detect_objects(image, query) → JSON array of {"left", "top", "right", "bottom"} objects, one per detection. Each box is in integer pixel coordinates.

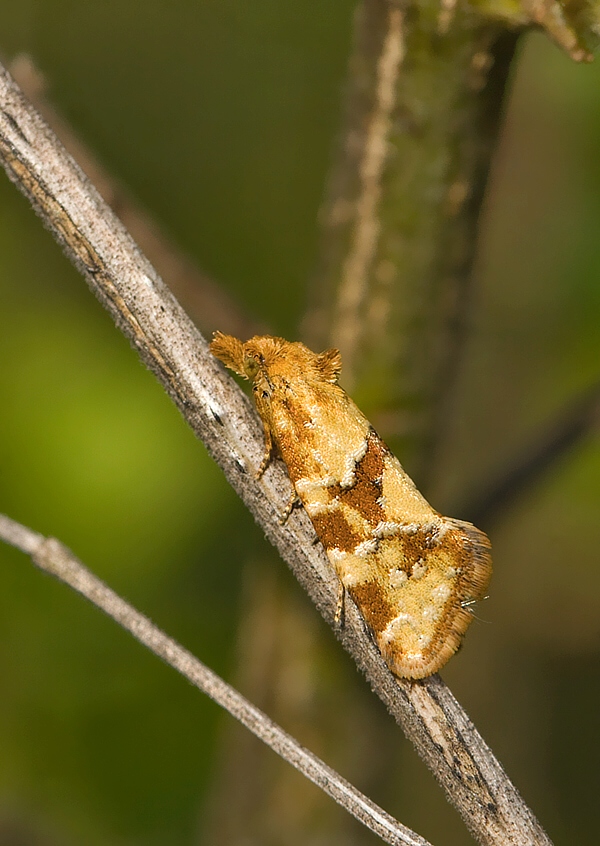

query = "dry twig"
[{"left": 0, "top": 514, "right": 429, "bottom": 846}]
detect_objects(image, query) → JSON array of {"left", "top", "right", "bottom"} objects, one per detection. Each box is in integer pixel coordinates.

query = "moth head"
[
  {"left": 211, "top": 333, "right": 277, "bottom": 402},
  {"left": 211, "top": 333, "right": 343, "bottom": 387}
]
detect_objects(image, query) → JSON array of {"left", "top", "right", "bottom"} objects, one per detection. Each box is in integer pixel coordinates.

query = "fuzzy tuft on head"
[
  {"left": 316, "top": 348, "right": 342, "bottom": 384},
  {"left": 210, "top": 332, "right": 247, "bottom": 377}
]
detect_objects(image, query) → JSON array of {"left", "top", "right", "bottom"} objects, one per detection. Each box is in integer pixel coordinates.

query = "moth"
[{"left": 210, "top": 333, "right": 492, "bottom": 678}]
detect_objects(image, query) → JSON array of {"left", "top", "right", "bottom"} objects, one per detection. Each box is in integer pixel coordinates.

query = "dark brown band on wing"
[
  {"left": 328, "top": 430, "right": 387, "bottom": 526},
  {"left": 350, "top": 579, "right": 394, "bottom": 635},
  {"left": 310, "top": 509, "right": 362, "bottom": 552}
]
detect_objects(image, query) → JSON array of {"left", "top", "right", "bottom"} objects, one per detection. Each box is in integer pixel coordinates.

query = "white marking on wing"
[
  {"left": 411, "top": 559, "right": 428, "bottom": 580},
  {"left": 373, "top": 521, "right": 402, "bottom": 538},
  {"left": 432, "top": 583, "right": 452, "bottom": 603},
  {"left": 295, "top": 476, "right": 337, "bottom": 495},
  {"left": 304, "top": 499, "right": 339, "bottom": 517},
  {"left": 340, "top": 437, "right": 369, "bottom": 488},
  {"left": 389, "top": 568, "right": 408, "bottom": 588},
  {"left": 354, "top": 538, "right": 378, "bottom": 557}
]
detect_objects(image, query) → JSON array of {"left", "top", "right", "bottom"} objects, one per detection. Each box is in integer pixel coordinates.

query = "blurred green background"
[{"left": 1, "top": 3, "right": 599, "bottom": 845}]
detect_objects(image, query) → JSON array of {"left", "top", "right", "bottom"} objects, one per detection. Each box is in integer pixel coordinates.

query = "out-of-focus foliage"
[
  {"left": 472, "top": 0, "right": 600, "bottom": 61},
  {"left": 0, "top": 3, "right": 599, "bottom": 845}
]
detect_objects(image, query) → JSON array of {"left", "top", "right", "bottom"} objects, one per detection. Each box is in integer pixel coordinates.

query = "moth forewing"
[{"left": 210, "top": 333, "right": 493, "bottom": 679}]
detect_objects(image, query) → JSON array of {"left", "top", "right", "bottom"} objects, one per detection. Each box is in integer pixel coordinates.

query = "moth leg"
[
  {"left": 334, "top": 579, "right": 346, "bottom": 628},
  {"left": 279, "top": 490, "right": 301, "bottom": 525},
  {"left": 256, "top": 428, "right": 274, "bottom": 479}
]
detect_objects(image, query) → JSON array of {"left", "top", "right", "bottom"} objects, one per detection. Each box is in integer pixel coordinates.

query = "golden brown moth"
[{"left": 210, "top": 333, "right": 492, "bottom": 679}]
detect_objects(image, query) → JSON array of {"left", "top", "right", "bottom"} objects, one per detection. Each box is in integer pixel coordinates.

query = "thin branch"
[
  {"left": 0, "top": 62, "right": 552, "bottom": 846},
  {"left": 0, "top": 515, "right": 429, "bottom": 846},
  {"left": 460, "top": 378, "right": 600, "bottom": 528}
]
